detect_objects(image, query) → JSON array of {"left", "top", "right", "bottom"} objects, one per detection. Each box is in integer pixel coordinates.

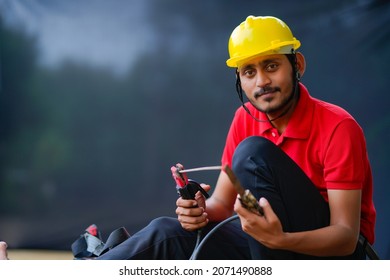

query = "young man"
[
  {"left": 0, "top": 16, "right": 375, "bottom": 260},
  {"left": 174, "top": 15, "right": 375, "bottom": 259}
]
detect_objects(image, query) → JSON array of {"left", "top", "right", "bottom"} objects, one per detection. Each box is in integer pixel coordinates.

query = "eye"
[
  {"left": 266, "top": 63, "right": 279, "bottom": 72},
  {"left": 242, "top": 68, "right": 255, "bottom": 77}
]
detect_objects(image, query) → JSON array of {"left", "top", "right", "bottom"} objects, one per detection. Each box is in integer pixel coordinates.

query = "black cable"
[
  {"left": 192, "top": 229, "right": 202, "bottom": 255},
  {"left": 358, "top": 235, "right": 380, "bottom": 260},
  {"left": 189, "top": 215, "right": 240, "bottom": 260}
]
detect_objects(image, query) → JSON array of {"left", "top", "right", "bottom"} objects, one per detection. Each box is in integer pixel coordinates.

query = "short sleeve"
[{"left": 324, "top": 118, "right": 366, "bottom": 190}]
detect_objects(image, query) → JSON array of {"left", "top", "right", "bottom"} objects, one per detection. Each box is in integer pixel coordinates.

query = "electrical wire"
[{"left": 189, "top": 215, "right": 240, "bottom": 260}]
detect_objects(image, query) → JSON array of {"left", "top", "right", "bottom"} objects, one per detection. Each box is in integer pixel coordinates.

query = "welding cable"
[{"left": 189, "top": 215, "right": 240, "bottom": 260}]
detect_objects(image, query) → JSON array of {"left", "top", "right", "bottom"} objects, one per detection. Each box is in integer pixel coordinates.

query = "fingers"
[
  {"left": 177, "top": 210, "right": 208, "bottom": 231},
  {"left": 200, "top": 184, "right": 211, "bottom": 193},
  {"left": 259, "top": 197, "right": 278, "bottom": 222},
  {"left": 0, "top": 241, "right": 9, "bottom": 260},
  {"left": 176, "top": 196, "right": 209, "bottom": 231},
  {"left": 234, "top": 195, "right": 244, "bottom": 214},
  {"left": 180, "top": 221, "right": 208, "bottom": 232},
  {"left": 176, "top": 196, "right": 198, "bottom": 208},
  {"left": 234, "top": 195, "right": 259, "bottom": 217},
  {"left": 175, "top": 204, "right": 205, "bottom": 217},
  {"left": 234, "top": 195, "right": 273, "bottom": 218},
  {"left": 176, "top": 208, "right": 208, "bottom": 231},
  {"left": 175, "top": 183, "right": 211, "bottom": 231}
]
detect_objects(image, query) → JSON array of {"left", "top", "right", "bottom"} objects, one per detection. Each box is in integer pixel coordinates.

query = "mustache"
[{"left": 254, "top": 86, "right": 281, "bottom": 98}]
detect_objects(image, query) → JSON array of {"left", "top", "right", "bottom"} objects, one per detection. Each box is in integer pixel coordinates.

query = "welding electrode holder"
[{"left": 176, "top": 179, "right": 210, "bottom": 200}]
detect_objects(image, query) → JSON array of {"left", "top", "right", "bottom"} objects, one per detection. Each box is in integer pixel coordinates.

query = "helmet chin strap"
[{"left": 235, "top": 50, "right": 300, "bottom": 123}]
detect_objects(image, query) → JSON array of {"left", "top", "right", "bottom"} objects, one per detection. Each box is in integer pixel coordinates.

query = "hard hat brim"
[{"left": 226, "top": 40, "right": 300, "bottom": 68}]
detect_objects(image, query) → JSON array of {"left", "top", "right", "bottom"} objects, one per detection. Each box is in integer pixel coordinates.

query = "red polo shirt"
[{"left": 221, "top": 83, "right": 376, "bottom": 243}]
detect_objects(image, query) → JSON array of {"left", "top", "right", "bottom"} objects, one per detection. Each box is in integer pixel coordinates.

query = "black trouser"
[
  {"left": 98, "top": 136, "right": 365, "bottom": 259},
  {"left": 97, "top": 216, "right": 251, "bottom": 259}
]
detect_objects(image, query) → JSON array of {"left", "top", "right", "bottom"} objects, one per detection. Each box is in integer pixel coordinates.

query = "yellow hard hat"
[{"left": 226, "top": 16, "right": 301, "bottom": 68}]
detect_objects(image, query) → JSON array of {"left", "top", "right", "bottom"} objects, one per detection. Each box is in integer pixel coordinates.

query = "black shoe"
[{"left": 71, "top": 224, "right": 130, "bottom": 259}]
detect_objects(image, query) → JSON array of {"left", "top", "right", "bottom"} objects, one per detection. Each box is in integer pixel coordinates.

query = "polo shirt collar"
[
  {"left": 283, "top": 83, "right": 314, "bottom": 140},
  {"left": 257, "top": 109, "right": 274, "bottom": 135}
]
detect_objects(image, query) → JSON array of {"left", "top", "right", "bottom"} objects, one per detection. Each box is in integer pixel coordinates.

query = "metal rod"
[{"left": 179, "top": 166, "right": 222, "bottom": 173}]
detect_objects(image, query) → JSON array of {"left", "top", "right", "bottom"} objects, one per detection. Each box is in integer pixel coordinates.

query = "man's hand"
[
  {"left": 0, "top": 241, "right": 9, "bottom": 260},
  {"left": 176, "top": 184, "right": 211, "bottom": 231},
  {"left": 234, "top": 196, "right": 286, "bottom": 249}
]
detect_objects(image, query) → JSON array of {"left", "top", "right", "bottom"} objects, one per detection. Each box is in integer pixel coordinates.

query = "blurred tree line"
[{"left": 0, "top": 1, "right": 241, "bottom": 248}]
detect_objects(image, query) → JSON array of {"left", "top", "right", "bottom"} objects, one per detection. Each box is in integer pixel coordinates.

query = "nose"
[{"left": 255, "top": 71, "right": 271, "bottom": 88}]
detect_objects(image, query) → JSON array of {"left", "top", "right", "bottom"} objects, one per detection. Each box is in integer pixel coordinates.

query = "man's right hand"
[{"left": 175, "top": 184, "right": 211, "bottom": 231}]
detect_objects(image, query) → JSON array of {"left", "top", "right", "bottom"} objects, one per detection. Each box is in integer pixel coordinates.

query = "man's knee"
[
  {"left": 231, "top": 136, "right": 286, "bottom": 197},
  {"left": 147, "top": 216, "right": 183, "bottom": 236},
  {"left": 233, "top": 137, "right": 277, "bottom": 162},
  {"left": 232, "top": 136, "right": 279, "bottom": 173}
]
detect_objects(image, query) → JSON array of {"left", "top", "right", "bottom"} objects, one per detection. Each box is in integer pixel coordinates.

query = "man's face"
[{"left": 237, "top": 54, "right": 295, "bottom": 116}]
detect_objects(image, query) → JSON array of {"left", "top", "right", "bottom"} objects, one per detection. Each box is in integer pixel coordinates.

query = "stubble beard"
[{"left": 251, "top": 87, "right": 294, "bottom": 115}]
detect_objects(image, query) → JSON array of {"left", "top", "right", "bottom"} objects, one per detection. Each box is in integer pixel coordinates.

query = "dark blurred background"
[{"left": 0, "top": 0, "right": 389, "bottom": 258}]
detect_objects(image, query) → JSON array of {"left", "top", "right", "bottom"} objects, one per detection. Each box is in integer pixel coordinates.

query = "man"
[
  {"left": 0, "top": 15, "right": 375, "bottom": 260},
  {"left": 175, "top": 15, "right": 375, "bottom": 259},
  {"left": 100, "top": 15, "right": 375, "bottom": 260}
]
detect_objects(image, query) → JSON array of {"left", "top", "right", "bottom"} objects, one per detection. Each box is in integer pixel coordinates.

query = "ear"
[{"left": 295, "top": 52, "right": 306, "bottom": 78}]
